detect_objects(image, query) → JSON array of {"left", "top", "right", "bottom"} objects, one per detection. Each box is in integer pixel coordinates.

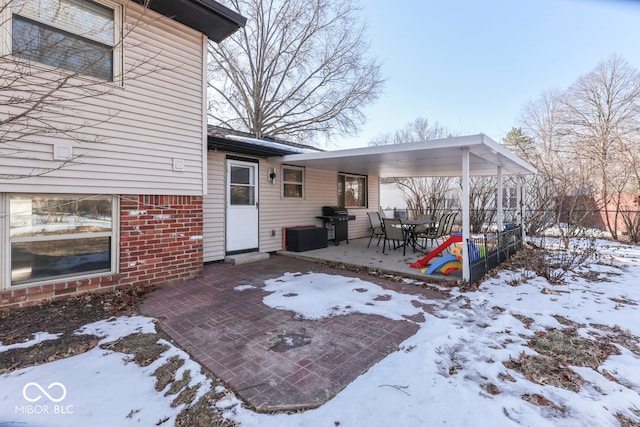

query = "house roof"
[
  {"left": 277, "top": 134, "right": 537, "bottom": 177},
  {"left": 139, "top": 0, "right": 246, "bottom": 42},
  {"left": 207, "top": 126, "right": 322, "bottom": 157}
]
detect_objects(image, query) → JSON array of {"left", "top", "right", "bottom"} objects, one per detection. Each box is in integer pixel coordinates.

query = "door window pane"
[
  {"left": 229, "top": 164, "right": 255, "bottom": 205},
  {"left": 230, "top": 185, "right": 255, "bottom": 205},
  {"left": 230, "top": 166, "right": 252, "bottom": 185}
]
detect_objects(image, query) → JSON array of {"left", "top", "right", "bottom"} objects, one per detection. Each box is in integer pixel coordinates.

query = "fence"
[
  {"left": 382, "top": 205, "right": 640, "bottom": 238},
  {"left": 383, "top": 207, "right": 524, "bottom": 283},
  {"left": 467, "top": 225, "right": 523, "bottom": 283}
]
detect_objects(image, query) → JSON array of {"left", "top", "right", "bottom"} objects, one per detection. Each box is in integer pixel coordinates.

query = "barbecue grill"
[{"left": 316, "top": 206, "right": 356, "bottom": 245}]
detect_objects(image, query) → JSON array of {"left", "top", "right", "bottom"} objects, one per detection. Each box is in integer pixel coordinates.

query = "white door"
[{"left": 226, "top": 159, "right": 259, "bottom": 253}]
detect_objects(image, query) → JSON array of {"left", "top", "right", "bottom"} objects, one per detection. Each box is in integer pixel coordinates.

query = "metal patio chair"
[
  {"left": 367, "top": 211, "right": 385, "bottom": 248},
  {"left": 382, "top": 217, "right": 407, "bottom": 255},
  {"left": 418, "top": 213, "right": 451, "bottom": 249}
]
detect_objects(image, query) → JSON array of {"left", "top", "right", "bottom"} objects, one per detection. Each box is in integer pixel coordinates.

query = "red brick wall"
[
  {"left": 0, "top": 195, "right": 204, "bottom": 309},
  {"left": 599, "top": 194, "right": 639, "bottom": 240}
]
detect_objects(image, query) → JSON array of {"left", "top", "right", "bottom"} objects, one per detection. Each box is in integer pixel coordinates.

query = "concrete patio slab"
[
  {"left": 141, "top": 255, "right": 445, "bottom": 411},
  {"left": 280, "top": 237, "right": 462, "bottom": 282}
]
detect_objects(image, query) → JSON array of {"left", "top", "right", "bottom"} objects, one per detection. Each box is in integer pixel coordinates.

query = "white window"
[
  {"left": 282, "top": 166, "right": 304, "bottom": 198},
  {"left": 8, "top": 0, "right": 119, "bottom": 81},
  {"left": 338, "top": 173, "right": 367, "bottom": 208},
  {"left": 503, "top": 187, "right": 518, "bottom": 209},
  {"left": 5, "top": 194, "right": 117, "bottom": 288}
]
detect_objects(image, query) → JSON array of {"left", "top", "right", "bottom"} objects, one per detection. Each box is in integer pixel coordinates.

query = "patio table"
[{"left": 402, "top": 219, "right": 434, "bottom": 252}]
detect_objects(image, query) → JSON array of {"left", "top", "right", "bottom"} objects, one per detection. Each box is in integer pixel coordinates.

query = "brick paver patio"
[{"left": 142, "top": 255, "right": 445, "bottom": 411}]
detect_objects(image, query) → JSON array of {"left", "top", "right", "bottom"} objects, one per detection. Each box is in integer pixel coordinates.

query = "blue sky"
[{"left": 336, "top": 0, "right": 640, "bottom": 148}]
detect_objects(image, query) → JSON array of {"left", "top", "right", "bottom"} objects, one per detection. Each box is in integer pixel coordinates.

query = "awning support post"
[
  {"left": 518, "top": 175, "right": 526, "bottom": 240},
  {"left": 462, "top": 148, "right": 470, "bottom": 282},
  {"left": 496, "top": 165, "right": 503, "bottom": 232}
]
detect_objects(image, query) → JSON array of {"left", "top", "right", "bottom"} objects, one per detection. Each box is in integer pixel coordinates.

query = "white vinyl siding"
[
  {"left": 202, "top": 153, "right": 381, "bottom": 261},
  {"left": 203, "top": 152, "right": 226, "bottom": 262},
  {"left": 259, "top": 161, "right": 380, "bottom": 254},
  {"left": 259, "top": 163, "right": 335, "bottom": 254},
  {"left": 0, "top": 2, "right": 207, "bottom": 195}
]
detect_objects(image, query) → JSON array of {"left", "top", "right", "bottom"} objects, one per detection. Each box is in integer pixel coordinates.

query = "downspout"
[
  {"left": 201, "top": 34, "right": 208, "bottom": 196},
  {"left": 462, "top": 148, "right": 470, "bottom": 282}
]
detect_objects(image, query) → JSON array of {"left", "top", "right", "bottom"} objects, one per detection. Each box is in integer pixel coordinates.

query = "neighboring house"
[
  {"left": 557, "top": 193, "right": 639, "bottom": 239},
  {"left": 0, "top": 0, "right": 246, "bottom": 308}
]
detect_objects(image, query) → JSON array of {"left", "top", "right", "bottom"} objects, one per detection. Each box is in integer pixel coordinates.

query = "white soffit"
[{"left": 277, "top": 134, "right": 537, "bottom": 177}]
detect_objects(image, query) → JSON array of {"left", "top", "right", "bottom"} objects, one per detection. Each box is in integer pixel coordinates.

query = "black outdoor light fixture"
[{"left": 269, "top": 168, "right": 277, "bottom": 183}]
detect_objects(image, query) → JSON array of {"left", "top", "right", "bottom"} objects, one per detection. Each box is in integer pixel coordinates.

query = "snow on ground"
[
  {"left": 260, "top": 272, "right": 424, "bottom": 321},
  {"left": 228, "top": 241, "right": 640, "bottom": 427},
  {"left": 1, "top": 240, "right": 640, "bottom": 426},
  {"left": 0, "top": 317, "right": 220, "bottom": 427},
  {"left": 0, "top": 332, "right": 61, "bottom": 352}
]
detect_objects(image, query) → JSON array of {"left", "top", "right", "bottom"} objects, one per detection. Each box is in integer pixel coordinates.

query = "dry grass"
[
  {"left": 521, "top": 393, "right": 566, "bottom": 414},
  {"left": 105, "top": 333, "right": 238, "bottom": 426},
  {"left": 616, "top": 412, "right": 640, "bottom": 427},
  {"left": 529, "top": 328, "right": 618, "bottom": 369},
  {"left": 504, "top": 327, "right": 619, "bottom": 392},
  {"left": 512, "top": 314, "right": 534, "bottom": 328}
]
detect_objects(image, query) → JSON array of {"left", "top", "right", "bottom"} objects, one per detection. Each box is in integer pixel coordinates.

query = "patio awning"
[
  {"left": 276, "top": 133, "right": 536, "bottom": 283},
  {"left": 276, "top": 134, "right": 536, "bottom": 177}
]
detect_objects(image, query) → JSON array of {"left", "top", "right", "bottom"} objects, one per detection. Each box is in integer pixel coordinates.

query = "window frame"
[
  {"left": 1, "top": 0, "right": 123, "bottom": 83},
  {"left": 338, "top": 172, "right": 368, "bottom": 208},
  {"left": 503, "top": 187, "right": 518, "bottom": 210},
  {"left": 2, "top": 193, "right": 119, "bottom": 290},
  {"left": 281, "top": 165, "right": 305, "bottom": 199}
]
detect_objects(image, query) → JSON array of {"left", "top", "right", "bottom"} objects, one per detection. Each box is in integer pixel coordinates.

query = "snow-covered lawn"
[{"left": 2, "top": 240, "right": 640, "bottom": 426}]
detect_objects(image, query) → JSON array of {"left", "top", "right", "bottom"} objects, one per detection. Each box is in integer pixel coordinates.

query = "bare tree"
[
  {"left": 514, "top": 56, "right": 640, "bottom": 243},
  {"left": 618, "top": 134, "right": 640, "bottom": 242},
  {"left": 390, "top": 175, "right": 455, "bottom": 219},
  {"left": 560, "top": 54, "right": 640, "bottom": 239},
  {"left": 514, "top": 90, "right": 600, "bottom": 244},
  {"left": 369, "top": 117, "right": 456, "bottom": 219},
  {"left": 466, "top": 176, "right": 496, "bottom": 233},
  {"left": 208, "top": 0, "right": 383, "bottom": 142},
  {"left": 617, "top": 195, "right": 640, "bottom": 243},
  {"left": 369, "top": 117, "right": 449, "bottom": 147},
  {"left": 1, "top": 0, "right": 159, "bottom": 179},
  {"left": 504, "top": 120, "right": 565, "bottom": 236}
]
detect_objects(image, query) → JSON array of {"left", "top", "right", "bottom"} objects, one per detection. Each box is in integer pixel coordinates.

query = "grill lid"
[{"left": 322, "top": 206, "right": 348, "bottom": 216}]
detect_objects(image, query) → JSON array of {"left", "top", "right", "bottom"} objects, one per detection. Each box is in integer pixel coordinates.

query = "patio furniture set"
[{"left": 367, "top": 211, "right": 458, "bottom": 256}]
